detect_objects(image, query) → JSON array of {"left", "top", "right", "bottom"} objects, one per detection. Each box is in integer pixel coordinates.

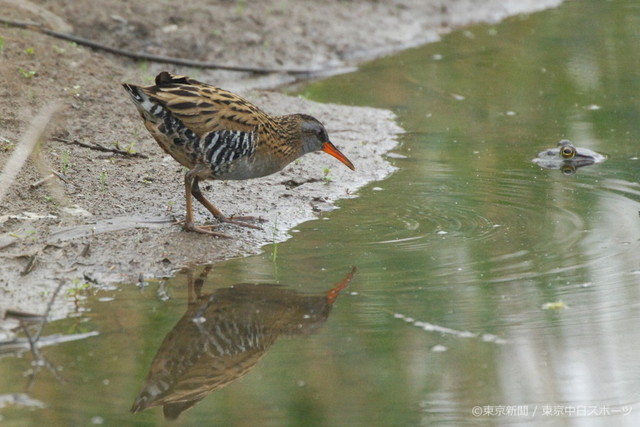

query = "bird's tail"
[
  {"left": 122, "top": 83, "right": 148, "bottom": 107},
  {"left": 122, "top": 83, "right": 164, "bottom": 123}
]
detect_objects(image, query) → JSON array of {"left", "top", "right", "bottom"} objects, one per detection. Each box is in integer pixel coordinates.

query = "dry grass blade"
[{"left": 0, "top": 102, "right": 60, "bottom": 205}]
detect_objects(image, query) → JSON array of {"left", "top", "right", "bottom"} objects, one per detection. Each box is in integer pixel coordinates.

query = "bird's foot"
[
  {"left": 220, "top": 215, "right": 267, "bottom": 230},
  {"left": 182, "top": 221, "right": 232, "bottom": 238}
]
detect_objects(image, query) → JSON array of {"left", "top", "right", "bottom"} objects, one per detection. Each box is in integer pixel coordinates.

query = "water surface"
[{"left": 3, "top": 0, "right": 640, "bottom": 425}]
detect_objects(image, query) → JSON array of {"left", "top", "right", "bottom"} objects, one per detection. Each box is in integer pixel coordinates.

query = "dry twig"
[
  {"left": 29, "top": 173, "right": 55, "bottom": 189},
  {"left": 52, "top": 136, "right": 149, "bottom": 158}
]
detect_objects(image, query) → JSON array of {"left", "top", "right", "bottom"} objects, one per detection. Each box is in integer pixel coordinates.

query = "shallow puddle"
[{"left": 3, "top": 0, "right": 640, "bottom": 425}]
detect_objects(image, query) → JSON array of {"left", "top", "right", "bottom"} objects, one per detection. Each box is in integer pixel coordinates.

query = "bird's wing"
[{"left": 141, "top": 72, "right": 268, "bottom": 137}]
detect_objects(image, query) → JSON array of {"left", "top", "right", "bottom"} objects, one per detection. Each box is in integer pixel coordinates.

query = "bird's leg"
[
  {"left": 191, "top": 178, "right": 265, "bottom": 229},
  {"left": 186, "top": 265, "right": 213, "bottom": 303},
  {"left": 183, "top": 172, "right": 231, "bottom": 238}
]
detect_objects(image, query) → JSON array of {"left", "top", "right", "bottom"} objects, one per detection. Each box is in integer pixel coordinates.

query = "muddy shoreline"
[{"left": 0, "top": 0, "right": 563, "bottom": 334}]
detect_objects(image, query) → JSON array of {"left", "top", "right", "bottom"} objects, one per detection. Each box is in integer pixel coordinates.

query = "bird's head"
[{"left": 297, "top": 115, "right": 355, "bottom": 171}]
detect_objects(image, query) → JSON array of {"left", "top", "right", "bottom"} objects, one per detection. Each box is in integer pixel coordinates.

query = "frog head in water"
[{"left": 532, "top": 139, "right": 606, "bottom": 174}]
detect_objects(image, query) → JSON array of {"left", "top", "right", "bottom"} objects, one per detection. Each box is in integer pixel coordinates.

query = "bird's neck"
[
  {"left": 270, "top": 114, "right": 300, "bottom": 135},
  {"left": 265, "top": 115, "right": 304, "bottom": 160}
]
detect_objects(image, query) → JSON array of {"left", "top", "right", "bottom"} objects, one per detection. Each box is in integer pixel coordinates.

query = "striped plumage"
[{"left": 122, "top": 71, "right": 355, "bottom": 237}]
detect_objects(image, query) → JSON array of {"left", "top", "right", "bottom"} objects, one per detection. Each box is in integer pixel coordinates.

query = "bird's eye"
[{"left": 561, "top": 146, "right": 575, "bottom": 159}]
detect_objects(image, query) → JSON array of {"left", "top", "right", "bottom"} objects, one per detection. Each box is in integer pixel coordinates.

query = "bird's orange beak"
[{"left": 322, "top": 141, "right": 355, "bottom": 171}]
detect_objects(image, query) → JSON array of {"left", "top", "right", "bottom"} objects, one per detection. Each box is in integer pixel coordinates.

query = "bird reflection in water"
[{"left": 131, "top": 266, "right": 356, "bottom": 420}]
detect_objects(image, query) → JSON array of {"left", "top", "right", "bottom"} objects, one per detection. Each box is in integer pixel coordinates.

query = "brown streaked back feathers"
[{"left": 141, "top": 71, "right": 270, "bottom": 137}]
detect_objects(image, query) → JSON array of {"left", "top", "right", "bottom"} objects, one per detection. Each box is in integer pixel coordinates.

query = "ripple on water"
[
  {"left": 372, "top": 170, "right": 586, "bottom": 246},
  {"left": 367, "top": 169, "right": 640, "bottom": 286}
]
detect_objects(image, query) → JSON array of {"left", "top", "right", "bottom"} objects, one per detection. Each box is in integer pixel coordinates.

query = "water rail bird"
[{"left": 123, "top": 71, "right": 355, "bottom": 237}]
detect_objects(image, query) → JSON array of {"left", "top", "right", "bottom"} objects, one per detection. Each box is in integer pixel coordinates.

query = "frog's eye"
[{"left": 560, "top": 145, "right": 575, "bottom": 159}]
